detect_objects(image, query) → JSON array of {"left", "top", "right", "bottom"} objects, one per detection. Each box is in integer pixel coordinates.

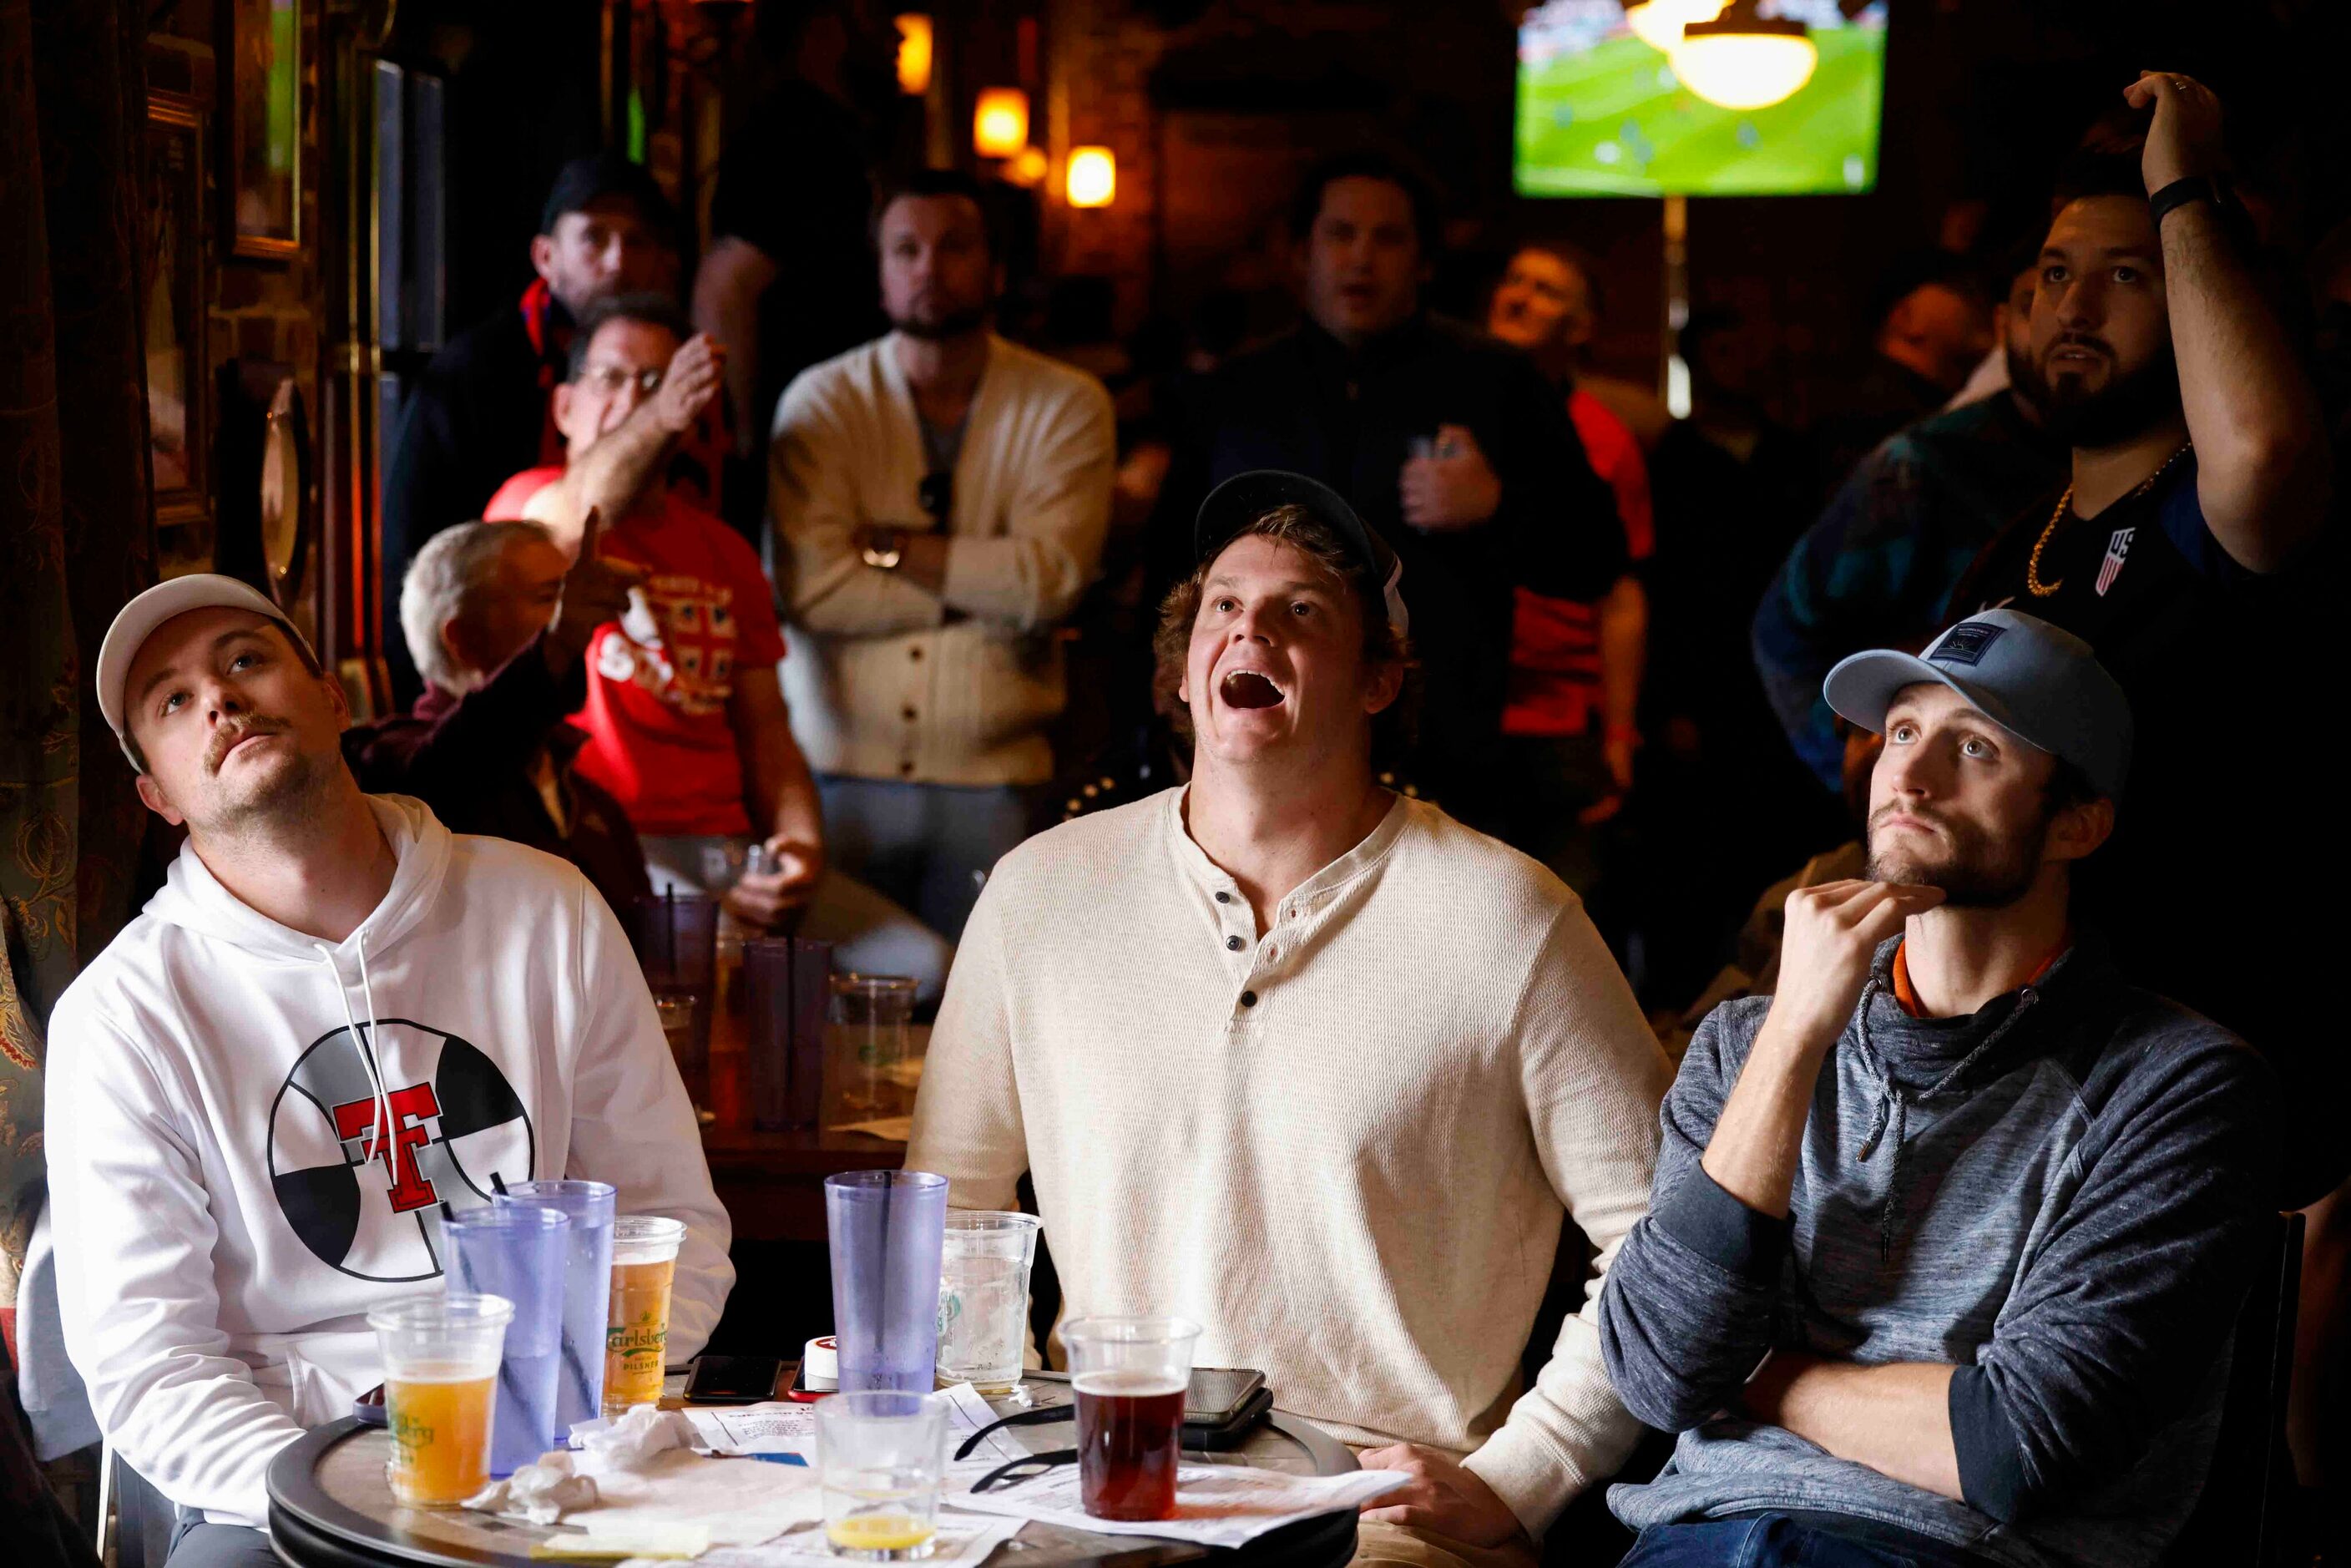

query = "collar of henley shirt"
[{"left": 1161, "top": 785, "right": 1410, "bottom": 935}]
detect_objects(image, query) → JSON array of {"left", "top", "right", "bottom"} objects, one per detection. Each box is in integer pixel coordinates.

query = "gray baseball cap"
[{"left": 1823, "top": 609, "right": 2131, "bottom": 799}]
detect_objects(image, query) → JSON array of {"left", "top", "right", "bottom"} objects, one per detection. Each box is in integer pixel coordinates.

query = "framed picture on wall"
[
  {"left": 144, "top": 92, "right": 211, "bottom": 529},
  {"left": 228, "top": 0, "right": 302, "bottom": 258}
]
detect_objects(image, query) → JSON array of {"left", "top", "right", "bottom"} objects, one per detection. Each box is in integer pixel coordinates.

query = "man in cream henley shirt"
[{"left": 908, "top": 472, "right": 1671, "bottom": 1564}]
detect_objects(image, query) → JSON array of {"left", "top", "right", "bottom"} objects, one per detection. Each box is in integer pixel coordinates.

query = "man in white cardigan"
[
  {"left": 770, "top": 169, "right": 1116, "bottom": 939},
  {"left": 908, "top": 473, "right": 1671, "bottom": 1568}
]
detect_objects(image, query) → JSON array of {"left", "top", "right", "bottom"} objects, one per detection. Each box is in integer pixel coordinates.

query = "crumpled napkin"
[
  {"left": 463, "top": 1450, "right": 601, "bottom": 1524},
  {"left": 569, "top": 1404, "right": 702, "bottom": 1477}
]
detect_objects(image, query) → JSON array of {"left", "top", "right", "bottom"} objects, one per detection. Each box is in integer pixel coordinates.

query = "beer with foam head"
[{"left": 604, "top": 1216, "right": 685, "bottom": 1416}]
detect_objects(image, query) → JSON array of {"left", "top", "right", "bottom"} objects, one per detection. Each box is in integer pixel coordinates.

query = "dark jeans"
[
  {"left": 164, "top": 1520, "right": 276, "bottom": 1568},
  {"left": 1620, "top": 1514, "right": 1994, "bottom": 1568}
]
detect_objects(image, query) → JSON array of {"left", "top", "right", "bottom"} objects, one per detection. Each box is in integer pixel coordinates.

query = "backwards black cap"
[
  {"left": 1194, "top": 470, "right": 1408, "bottom": 635},
  {"left": 540, "top": 151, "right": 678, "bottom": 241}
]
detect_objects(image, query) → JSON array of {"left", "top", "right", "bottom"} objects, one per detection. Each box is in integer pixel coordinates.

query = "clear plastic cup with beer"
[
  {"left": 1063, "top": 1315, "right": 1201, "bottom": 1522},
  {"left": 368, "top": 1293, "right": 513, "bottom": 1508},
  {"left": 604, "top": 1216, "right": 686, "bottom": 1417},
  {"left": 817, "top": 1389, "right": 948, "bottom": 1560}
]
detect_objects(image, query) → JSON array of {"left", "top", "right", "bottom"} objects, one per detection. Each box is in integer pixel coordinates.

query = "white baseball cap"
[{"left": 95, "top": 574, "right": 316, "bottom": 771}]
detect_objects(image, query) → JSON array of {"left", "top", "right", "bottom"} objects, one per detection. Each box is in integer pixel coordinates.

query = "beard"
[
  {"left": 1863, "top": 803, "right": 2046, "bottom": 908},
  {"left": 2018, "top": 336, "right": 2183, "bottom": 448},
  {"left": 889, "top": 301, "right": 990, "bottom": 341},
  {"left": 192, "top": 721, "right": 336, "bottom": 836}
]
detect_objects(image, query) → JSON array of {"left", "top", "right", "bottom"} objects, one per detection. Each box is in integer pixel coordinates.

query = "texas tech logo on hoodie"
[{"left": 265, "top": 1019, "right": 535, "bottom": 1281}]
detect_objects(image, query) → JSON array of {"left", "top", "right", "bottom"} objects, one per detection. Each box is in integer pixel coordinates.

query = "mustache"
[
  {"left": 1869, "top": 801, "right": 1951, "bottom": 834},
  {"left": 205, "top": 715, "right": 290, "bottom": 773},
  {"left": 2049, "top": 331, "right": 2115, "bottom": 360}
]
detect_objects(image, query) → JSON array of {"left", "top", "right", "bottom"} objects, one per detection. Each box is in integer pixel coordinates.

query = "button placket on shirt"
[
  {"left": 1219, "top": 887, "right": 1325, "bottom": 1018},
  {"left": 1211, "top": 884, "right": 1262, "bottom": 1017}
]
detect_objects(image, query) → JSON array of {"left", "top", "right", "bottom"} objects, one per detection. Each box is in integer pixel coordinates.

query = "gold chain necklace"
[{"left": 2025, "top": 443, "right": 2192, "bottom": 598}]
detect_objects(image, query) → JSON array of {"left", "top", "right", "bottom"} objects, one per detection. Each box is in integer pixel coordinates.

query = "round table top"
[{"left": 267, "top": 1379, "right": 1360, "bottom": 1568}]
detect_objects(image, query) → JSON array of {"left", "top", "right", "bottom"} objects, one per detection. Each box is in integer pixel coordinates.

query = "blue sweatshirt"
[{"left": 1598, "top": 940, "right": 2278, "bottom": 1568}]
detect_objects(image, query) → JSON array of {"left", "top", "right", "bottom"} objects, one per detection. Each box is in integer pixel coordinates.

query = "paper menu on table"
[
  {"left": 939, "top": 1380, "right": 1035, "bottom": 1465},
  {"left": 952, "top": 1464, "right": 1410, "bottom": 1549},
  {"left": 683, "top": 1404, "right": 818, "bottom": 1454}
]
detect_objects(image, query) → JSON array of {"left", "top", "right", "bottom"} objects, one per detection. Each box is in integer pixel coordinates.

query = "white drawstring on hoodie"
[{"left": 312, "top": 929, "right": 393, "bottom": 1165}]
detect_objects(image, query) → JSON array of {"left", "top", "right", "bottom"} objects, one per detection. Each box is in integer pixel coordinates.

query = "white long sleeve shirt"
[
  {"left": 770, "top": 331, "right": 1115, "bottom": 787},
  {"left": 907, "top": 789, "right": 1671, "bottom": 1536},
  {"left": 44, "top": 795, "right": 732, "bottom": 1527}
]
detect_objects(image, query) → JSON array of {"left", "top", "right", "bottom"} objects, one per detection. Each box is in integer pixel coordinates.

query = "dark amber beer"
[{"left": 1074, "top": 1371, "right": 1186, "bottom": 1520}]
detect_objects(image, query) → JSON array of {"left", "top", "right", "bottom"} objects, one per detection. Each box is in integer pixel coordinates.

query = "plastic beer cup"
[
  {"left": 368, "top": 1293, "right": 512, "bottom": 1507},
  {"left": 1063, "top": 1316, "right": 1201, "bottom": 1522},
  {"left": 604, "top": 1216, "right": 686, "bottom": 1416},
  {"left": 935, "top": 1211, "right": 1040, "bottom": 1394},
  {"left": 817, "top": 1390, "right": 948, "bottom": 1560}
]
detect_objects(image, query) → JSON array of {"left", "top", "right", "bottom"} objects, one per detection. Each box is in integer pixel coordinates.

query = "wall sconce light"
[
  {"left": 894, "top": 15, "right": 933, "bottom": 96},
  {"left": 1004, "top": 146, "right": 1049, "bottom": 187},
  {"left": 973, "top": 89, "right": 1029, "bottom": 159},
  {"left": 1065, "top": 146, "right": 1115, "bottom": 208}
]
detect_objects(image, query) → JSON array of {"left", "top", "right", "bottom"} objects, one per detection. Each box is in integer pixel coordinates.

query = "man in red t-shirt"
[
  {"left": 1486, "top": 243, "right": 1652, "bottom": 901},
  {"left": 487, "top": 294, "right": 949, "bottom": 998}
]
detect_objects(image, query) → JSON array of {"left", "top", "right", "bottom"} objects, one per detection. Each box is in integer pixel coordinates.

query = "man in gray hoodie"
[{"left": 1598, "top": 608, "right": 2278, "bottom": 1568}]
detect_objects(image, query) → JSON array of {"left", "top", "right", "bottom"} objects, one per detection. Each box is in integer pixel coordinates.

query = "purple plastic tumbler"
[
  {"left": 442, "top": 1205, "right": 568, "bottom": 1475},
  {"left": 495, "top": 1180, "right": 616, "bottom": 1434},
  {"left": 826, "top": 1171, "right": 948, "bottom": 1393}
]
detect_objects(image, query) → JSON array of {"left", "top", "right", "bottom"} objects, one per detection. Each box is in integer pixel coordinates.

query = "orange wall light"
[
  {"left": 894, "top": 15, "right": 933, "bottom": 96},
  {"left": 973, "top": 89, "right": 1029, "bottom": 159},
  {"left": 1065, "top": 146, "right": 1116, "bottom": 208}
]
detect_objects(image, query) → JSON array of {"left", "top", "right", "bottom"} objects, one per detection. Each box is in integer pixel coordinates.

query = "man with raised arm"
[
  {"left": 1948, "top": 73, "right": 2338, "bottom": 1206},
  {"left": 911, "top": 473, "right": 1671, "bottom": 1568},
  {"left": 45, "top": 577, "right": 732, "bottom": 1568},
  {"left": 1600, "top": 609, "right": 2277, "bottom": 1568}
]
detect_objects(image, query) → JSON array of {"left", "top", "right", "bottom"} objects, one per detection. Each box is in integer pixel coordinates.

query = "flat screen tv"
[{"left": 1515, "top": 1, "right": 1888, "bottom": 198}]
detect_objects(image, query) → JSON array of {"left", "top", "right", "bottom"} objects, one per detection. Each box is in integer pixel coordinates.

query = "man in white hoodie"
[{"left": 43, "top": 575, "right": 733, "bottom": 1568}]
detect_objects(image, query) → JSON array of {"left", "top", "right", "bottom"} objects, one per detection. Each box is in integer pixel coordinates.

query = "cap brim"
[
  {"left": 1822, "top": 648, "right": 2040, "bottom": 752},
  {"left": 97, "top": 575, "right": 304, "bottom": 759},
  {"left": 1196, "top": 472, "right": 1380, "bottom": 565}
]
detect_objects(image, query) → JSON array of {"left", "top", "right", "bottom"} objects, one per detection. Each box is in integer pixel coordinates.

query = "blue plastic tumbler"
[
  {"left": 826, "top": 1171, "right": 948, "bottom": 1393},
  {"left": 496, "top": 1180, "right": 617, "bottom": 1435},
  {"left": 442, "top": 1205, "right": 569, "bottom": 1475}
]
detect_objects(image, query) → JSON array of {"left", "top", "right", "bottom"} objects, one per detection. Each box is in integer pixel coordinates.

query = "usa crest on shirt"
[{"left": 2096, "top": 527, "right": 2136, "bottom": 596}]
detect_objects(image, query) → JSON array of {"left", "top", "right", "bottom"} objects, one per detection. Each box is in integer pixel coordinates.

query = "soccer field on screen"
[{"left": 1515, "top": 25, "right": 1886, "bottom": 198}]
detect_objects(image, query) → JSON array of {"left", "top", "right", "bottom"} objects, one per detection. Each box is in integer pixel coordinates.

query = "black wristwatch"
[{"left": 861, "top": 527, "right": 905, "bottom": 571}]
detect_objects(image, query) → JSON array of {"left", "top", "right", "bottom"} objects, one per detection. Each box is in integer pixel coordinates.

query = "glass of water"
[
  {"left": 936, "top": 1211, "right": 1040, "bottom": 1395},
  {"left": 817, "top": 1390, "right": 948, "bottom": 1560}
]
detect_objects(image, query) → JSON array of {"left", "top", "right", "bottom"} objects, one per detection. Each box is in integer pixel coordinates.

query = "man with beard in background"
[
  {"left": 770, "top": 168, "right": 1115, "bottom": 941},
  {"left": 1950, "top": 74, "right": 2338, "bottom": 1204},
  {"left": 1948, "top": 76, "right": 2343, "bottom": 1536},
  {"left": 1754, "top": 249, "right": 2068, "bottom": 791}
]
